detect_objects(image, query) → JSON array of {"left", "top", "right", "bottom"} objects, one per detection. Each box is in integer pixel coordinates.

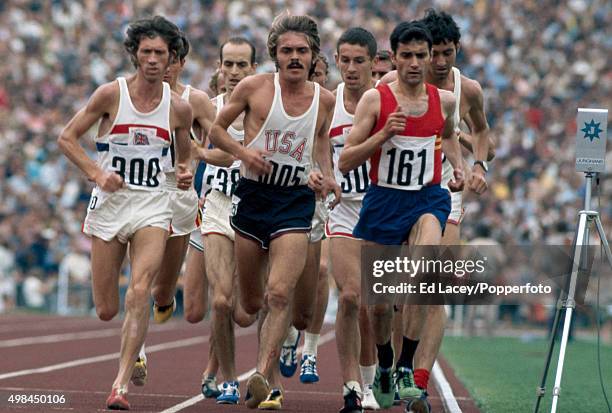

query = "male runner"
[
  {"left": 202, "top": 36, "right": 258, "bottom": 405},
  {"left": 339, "top": 21, "right": 466, "bottom": 412},
  {"left": 325, "top": 27, "right": 380, "bottom": 413},
  {"left": 372, "top": 50, "right": 395, "bottom": 81},
  {"left": 209, "top": 14, "right": 339, "bottom": 410},
  {"left": 131, "top": 31, "right": 217, "bottom": 388},
  {"left": 310, "top": 54, "right": 330, "bottom": 86},
  {"left": 57, "top": 16, "right": 192, "bottom": 410},
  {"left": 278, "top": 51, "right": 332, "bottom": 386},
  {"left": 379, "top": 11, "right": 492, "bottom": 404}
]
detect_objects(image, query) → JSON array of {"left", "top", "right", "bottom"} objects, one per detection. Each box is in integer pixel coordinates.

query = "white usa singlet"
[
  {"left": 95, "top": 77, "right": 171, "bottom": 191},
  {"left": 203, "top": 93, "right": 243, "bottom": 196},
  {"left": 330, "top": 82, "right": 370, "bottom": 200},
  {"left": 242, "top": 73, "right": 320, "bottom": 187}
]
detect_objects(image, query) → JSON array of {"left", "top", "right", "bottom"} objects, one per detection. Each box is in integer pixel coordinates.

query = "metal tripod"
[{"left": 534, "top": 173, "right": 612, "bottom": 413}]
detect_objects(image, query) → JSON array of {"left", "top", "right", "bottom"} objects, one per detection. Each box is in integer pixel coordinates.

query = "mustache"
[{"left": 287, "top": 62, "right": 304, "bottom": 69}]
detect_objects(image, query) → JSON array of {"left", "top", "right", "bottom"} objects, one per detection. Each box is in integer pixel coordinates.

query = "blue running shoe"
[
  {"left": 299, "top": 354, "right": 319, "bottom": 383},
  {"left": 217, "top": 381, "right": 240, "bottom": 404},
  {"left": 279, "top": 331, "right": 301, "bottom": 377}
]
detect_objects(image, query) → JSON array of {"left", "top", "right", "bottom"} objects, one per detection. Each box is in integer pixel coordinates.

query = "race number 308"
[{"left": 112, "top": 156, "right": 161, "bottom": 187}]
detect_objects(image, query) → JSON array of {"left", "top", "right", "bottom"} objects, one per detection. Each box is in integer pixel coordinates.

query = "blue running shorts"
[{"left": 353, "top": 184, "right": 450, "bottom": 245}]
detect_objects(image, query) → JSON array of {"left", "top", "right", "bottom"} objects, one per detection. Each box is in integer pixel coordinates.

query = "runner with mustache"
[{"left": 209, "top": 13, "right": 340, "bottom": 410}]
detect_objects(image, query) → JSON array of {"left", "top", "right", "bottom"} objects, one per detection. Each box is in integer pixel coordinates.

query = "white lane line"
[
  {"left": 160, "top": 329, "right": 336, "bottom": 413},
  {"left": 0, "top": 326, "right": 256, "bottom": 381},
  {"left": 0, "top": 319, "right": 101, "bottom": 334},
  {"left": 432, "top": 360, "right": 462, "bottom": 413},
  {"left": 0, "top": 323, "right": 188, "bottom": 348},
  {"left": 0, "top": 336, "right": 206, "bottom": 381},
  {"left": 0, "top": 386, "right": 190, "bottom": 398}
]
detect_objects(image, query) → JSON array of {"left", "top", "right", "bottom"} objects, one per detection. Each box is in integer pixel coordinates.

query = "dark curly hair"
[
  {"left": 178, "top": 31, "right": 190, "bottom": 61},
  {"left": 123, "top": 16, "right": 182, "bottom": 68},
  {"left": 421, "top": 9, "right": 461, "bottom": 46}
]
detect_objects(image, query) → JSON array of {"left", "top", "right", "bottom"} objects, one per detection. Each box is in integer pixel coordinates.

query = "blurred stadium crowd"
[{"left": 0, "top": 0, "right": 610, "bottom": 320}]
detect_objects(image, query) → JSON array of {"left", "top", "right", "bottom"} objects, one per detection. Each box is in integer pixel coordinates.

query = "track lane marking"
[
  {"left": 0, "top": 328, "right": 255, "bottom": 381},
  {"left": 432, "top": 360, "right": 462, "bottom": 413},
  {"left": 0, "top": 323, "right": 187, "bottom": 348},
  {"left": 160, "top": 330, "right": 336, "bottom": 413}
]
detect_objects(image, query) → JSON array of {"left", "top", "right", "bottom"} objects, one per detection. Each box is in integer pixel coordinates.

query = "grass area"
[{"left": 441, "top": 335, "right": 612, "bottom": 413}]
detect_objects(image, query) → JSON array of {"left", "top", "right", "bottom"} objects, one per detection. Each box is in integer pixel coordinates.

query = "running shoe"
[
  {"left": 217, "top": 380, "right": 240, "bottom": 404},
  {"left": 153, "top": 299, "right": 176, "bottom": 324},
  {"left": 279, "top": 330, "right": 301, "bottom": 377},
  {"left": 299, "top": 354, "right": 319, "bottom": 383}
]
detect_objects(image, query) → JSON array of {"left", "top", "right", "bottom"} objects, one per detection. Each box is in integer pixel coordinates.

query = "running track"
[{"left": 0, "top": 314, "right": 479, "bottom": 412}]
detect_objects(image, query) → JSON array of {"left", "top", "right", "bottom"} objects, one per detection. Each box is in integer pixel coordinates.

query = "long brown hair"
[{"left": 267, "top": 13, "right": 320, "bottom": 72}]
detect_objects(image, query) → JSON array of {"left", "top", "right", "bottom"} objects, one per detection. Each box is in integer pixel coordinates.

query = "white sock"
[
  {"left": 283, "top": 325, "right": 299, "bottom": 347},
  {"left": 139, "top": 344, "right": 146, "bottom": 361},
  {"left": 302, "top": 332, "right": 320, "bottom": 357},
  {"left": 360, "top": 364, "right": 376, "bottom": 387},
  {"left": 343, "top": 381, "right": 362, "bottom": 398}
]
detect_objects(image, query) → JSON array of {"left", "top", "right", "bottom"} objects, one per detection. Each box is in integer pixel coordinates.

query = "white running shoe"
[{"left": 362, "top": 384, "right": 380, "bottom": 410}]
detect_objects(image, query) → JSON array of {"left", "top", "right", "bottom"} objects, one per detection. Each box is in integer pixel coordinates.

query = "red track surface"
[{"left": 0, "top": 314, "right": 479, "bottom": 413}]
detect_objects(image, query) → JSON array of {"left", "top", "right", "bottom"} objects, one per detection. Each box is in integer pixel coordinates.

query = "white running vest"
[
  {"left": 242, "top": 73, "right": 319, "bottom": 187},
  {"left": 203, "top": 93, "right": 244, "bottom": 196},
  {"left": 95, "top": 77, "right": 171, "bottom": 191},
  {"left": 451, "top": 67, "right": 461, "bottom": 133},
  {"left": 442, "top": 66, "right": 462, "bottom": 169},
  {"left": 330, "top": 82, "right": 370, "bottom": 200}
]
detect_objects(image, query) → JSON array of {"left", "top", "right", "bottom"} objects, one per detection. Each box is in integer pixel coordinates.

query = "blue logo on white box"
[{"left": 581, "top": 119, "right": 602, "bottom": 142}]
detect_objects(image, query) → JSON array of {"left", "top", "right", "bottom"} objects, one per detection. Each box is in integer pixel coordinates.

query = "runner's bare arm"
[
  {"left": 209, "top": 75, "right": 271, "bottom": 175},
  {"left": 440, "top": 91, "right": 461, "bottom": 167},
  {"left": 208, "top": 76, "right": 253, "bottom": 158},
  {"left": 463, "top": 79, "right": 492, "bottom": 162},
  {"left": 190, "top": 89, "right": 216, "bottom": 145},
  {"left": 314, "top": 90, "right": 335, "bottom": 180},
  {"left": 196, "top": 145, "right": 234, "bottom": 167},
  {"left": 457, "top": 133, "right": 495, "bottom": 161},
  {"left": 172, "top": 95, "right": 194, "bottom": 190},
  {"left": 440, "top": 91, "right": 464, "bottom": 192},
  {"left": 340, "top": 89, "right": 400, "bottom": 174},
  {"left": 193, "top": 93, "right": 235, "bottom": 167},
  {"left": 58, "top": 82, "right": 123, "bottom": 192},
  {"left": 313, "top": 89, "right": 341, "bottom": 204}
]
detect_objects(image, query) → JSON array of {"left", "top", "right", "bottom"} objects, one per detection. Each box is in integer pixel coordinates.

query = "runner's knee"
[
  {"left": 125, "top": 284, "right": 150, "bottom": 309},
  {"left": 371, "top": 304, "right": 392, "bottom": 320},
  {"left": 96, "top": 305, "right": 118, "bottom": 321},
  {"left": 212, "top": 295, "right": 232, "bottom": 316},
  {"left": 319, "top": 260, "right": 328, "bottom": 278},
  {"left": 184, "top": 304, "right": 205, "bottom": 323},
  {"left": 266, "top": 287, "right": 290, "bottom": 311},
  {"left": 339, "top": 289, "right": 360, "bottom": 314},
  {"left": 242, "top": 295, "right": 264, "bottom": 315}
]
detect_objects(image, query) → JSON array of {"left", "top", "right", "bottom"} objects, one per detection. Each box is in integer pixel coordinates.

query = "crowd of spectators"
[{"left": 0, "top": 0, "right": 610, "bottom": 315}]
